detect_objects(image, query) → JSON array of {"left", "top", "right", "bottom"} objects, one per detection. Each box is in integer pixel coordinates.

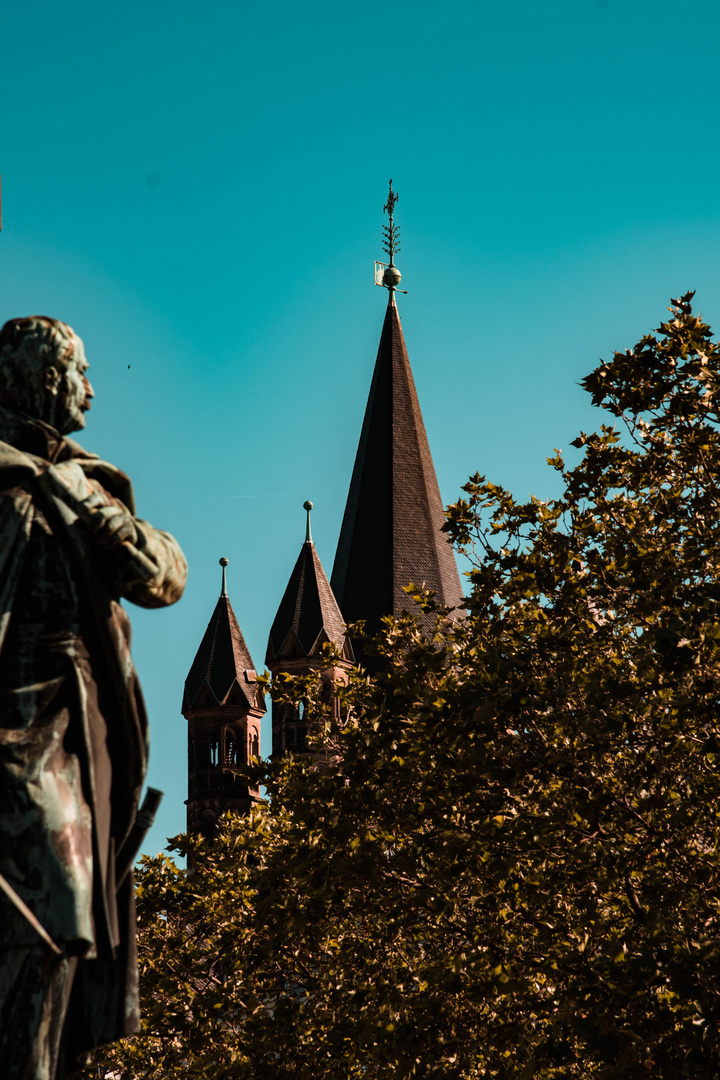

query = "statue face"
[{"left": 53, "top": 336, "right": 94, "bottom": 435}]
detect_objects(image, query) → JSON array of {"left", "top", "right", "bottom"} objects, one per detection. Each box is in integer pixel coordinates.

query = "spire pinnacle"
[
  {"left": 303, "top": 500, "right": 313, "bottom": 543},
  {"left": 383, "top": 180, "right": 400, "bottom": 267},
  {"left": 376, "top": 179, "right": 407, "bottom": 296},
  {"left": 219, "top": 556, "right": 229, "bottom": 597}
]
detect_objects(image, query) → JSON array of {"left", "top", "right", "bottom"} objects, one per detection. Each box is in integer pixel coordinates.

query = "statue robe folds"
[{"left": 0, "top": 411, "right": 187, "bottom": 1066}]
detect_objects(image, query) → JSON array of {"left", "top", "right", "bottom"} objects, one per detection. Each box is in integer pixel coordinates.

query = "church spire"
[{"left": 331, "top": 186, "right": 464, "bottom": 645}]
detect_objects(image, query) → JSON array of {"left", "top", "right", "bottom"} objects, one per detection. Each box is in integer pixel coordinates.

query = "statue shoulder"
[
  {"left": 0, "top": 440, "right": 41, "bottom": 485},
  {"left": 62, "top": 439, "right": 136, "bottom": 516}
]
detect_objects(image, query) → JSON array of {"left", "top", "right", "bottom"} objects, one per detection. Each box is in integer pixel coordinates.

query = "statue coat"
[{"left": 0, "top": 412, "right": 186, "bottom": 1063}]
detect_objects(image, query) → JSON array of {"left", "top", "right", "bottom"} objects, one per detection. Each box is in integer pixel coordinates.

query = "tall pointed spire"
[{"left": 331, "top": 185, "right": 464, "bottom": 641}]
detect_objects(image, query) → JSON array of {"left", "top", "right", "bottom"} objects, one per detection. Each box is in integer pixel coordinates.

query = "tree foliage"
[{"left": 86, "top": 294, "right": 720, "bottom": 1079}]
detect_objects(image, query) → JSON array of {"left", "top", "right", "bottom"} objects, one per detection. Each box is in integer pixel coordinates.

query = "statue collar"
[{"left": 0, "top": 407, "right": 68, "bottom": 464}]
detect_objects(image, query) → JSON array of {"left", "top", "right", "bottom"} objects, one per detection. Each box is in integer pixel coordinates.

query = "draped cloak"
[{"left": 0, "top": 409, "right": 187, "bottom": 1062}]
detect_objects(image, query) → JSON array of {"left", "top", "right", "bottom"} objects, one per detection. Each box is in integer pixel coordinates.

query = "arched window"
[
  {"left": 197, "top": 738, "right": 209, "bottom": 768},
  {"left": 209, "top": 732, "right": 219, "bottom": 767},
  {"left": 225, "top": 731, "right": 238, "bottom": 766},
  {"left": 251, "top": 731, "right": 259, "bottom": 758}
]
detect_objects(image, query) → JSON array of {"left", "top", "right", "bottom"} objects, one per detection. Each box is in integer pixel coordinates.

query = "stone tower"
[
  {"left": 182, "top": 558, "right": 265, "bottom": 836},
  {"left": 266, "top": 502, "right": 353, "bottom": 757}
]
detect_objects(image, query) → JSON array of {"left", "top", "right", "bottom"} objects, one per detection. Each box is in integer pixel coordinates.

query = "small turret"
[
  {"left": 266, "top": 502, "right": 353, "bottom": 756},
  {"left": 183, "top": 558, "right": 265, "bottom": 837}
]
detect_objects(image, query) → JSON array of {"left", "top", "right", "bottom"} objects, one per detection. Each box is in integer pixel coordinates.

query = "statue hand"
[{"left": 84, "top": 502, "right": 139, "bottom": 549}]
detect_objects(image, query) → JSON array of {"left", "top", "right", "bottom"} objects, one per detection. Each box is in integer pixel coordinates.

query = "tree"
[{"left": 85, "top": 294, "right": 720, "bottom": 1079}]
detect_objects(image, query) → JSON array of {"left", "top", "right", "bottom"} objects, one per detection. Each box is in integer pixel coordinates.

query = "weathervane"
[
  {"left": 375, "top": 179, "right": 407, "bottom": 294},
  {"left": 383, "top": 180, "right": 400, "bottom": 266}
]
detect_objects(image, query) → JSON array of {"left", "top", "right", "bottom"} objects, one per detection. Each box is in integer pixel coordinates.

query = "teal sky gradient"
[{"left": 2, "top": 0, "right": 720, "bottom": 854}]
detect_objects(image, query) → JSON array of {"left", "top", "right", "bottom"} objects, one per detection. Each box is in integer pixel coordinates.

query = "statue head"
[{"left": 0, "top": 316, "right": 94, "bottom": 435}]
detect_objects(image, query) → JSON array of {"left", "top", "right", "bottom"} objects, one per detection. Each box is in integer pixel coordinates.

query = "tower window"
[
  {"left": 209, "top": 735, "right": 219, "bottom": 767},
  {"left": 225, "top": 732, "right": 238, "bottom": 766}
]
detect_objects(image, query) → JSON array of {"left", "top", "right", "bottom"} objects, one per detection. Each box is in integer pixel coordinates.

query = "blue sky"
[{"left": 3, "top": 0, "right": 720, "bottom": 854}]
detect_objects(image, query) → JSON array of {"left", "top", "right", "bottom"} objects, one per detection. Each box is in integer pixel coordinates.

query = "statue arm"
[
  {"left": 50, "top": 462, "right": 187, "bottom": 609},
  {"left": 123, "top": 520, "right": 187, "bottom": 608}
]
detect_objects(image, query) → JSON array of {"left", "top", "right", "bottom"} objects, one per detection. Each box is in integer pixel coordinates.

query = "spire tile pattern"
[
  {"left": 183, "top": 592, "right": 261, "bottom": 712},
  {"left": 331, "top": 297, "right": 464, "bottom": 635},
  {"left": 266, "top": 539, "right": 352, "bottom": 666}
]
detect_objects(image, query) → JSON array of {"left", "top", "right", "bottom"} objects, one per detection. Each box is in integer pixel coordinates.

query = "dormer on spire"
[
  {"left": 183, "top": 558, "right": 265, "bottom": 836},
  {"left": 266, "top": 503, "right": 354, "bottom": 756}
]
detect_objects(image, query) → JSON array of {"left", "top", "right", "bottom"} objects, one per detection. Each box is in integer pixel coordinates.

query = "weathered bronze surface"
[{"left": 0, "top": 316, "right": 187, "bottom": 1079}]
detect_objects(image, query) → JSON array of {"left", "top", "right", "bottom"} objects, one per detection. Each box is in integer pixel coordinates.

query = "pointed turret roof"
[
  {"left": 183, "top": 559, "right": 264, "bottom": 713},
  {"left": 266, "top": 503, "right": 353, "bottom": 667},
  {"left": 331, "top": 294, "right": 464, "bottom": 635}
]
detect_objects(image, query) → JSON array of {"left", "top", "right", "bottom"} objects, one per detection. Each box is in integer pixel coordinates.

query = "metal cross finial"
[
  {"left": 303, "top": 501, "right": 313, "bottom": 543},
  {"left": 219, "top": 556, "right": 229, "bottom": 597}
]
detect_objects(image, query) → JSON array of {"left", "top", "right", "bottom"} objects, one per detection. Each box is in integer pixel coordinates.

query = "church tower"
[
  {"left": 182, "top": 184, "right": 463, "bottom": 827},
  {"left": 183, "top": 558, "right": 265, "bottom": 836},
  {"left": 331, "top": 182, "right": 464, "bottom": 641},
  {"left": 266, "top": 502, "right": 353, "bottom": 756}
]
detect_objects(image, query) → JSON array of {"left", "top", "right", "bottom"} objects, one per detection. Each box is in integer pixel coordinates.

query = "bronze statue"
[{"left": 0, "top": 317, "right": 187, "bottom": 1078}]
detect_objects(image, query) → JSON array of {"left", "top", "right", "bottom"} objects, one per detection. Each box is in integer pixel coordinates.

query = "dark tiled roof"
[
  {"left": 266, "top": 540, "right": 351, "bottom": 666},
  {"left": 331, "top": 296, "right": 464, "bottom": 635},
  {"left": 183, "top": 592, "right": 263, "bottom": 713}
]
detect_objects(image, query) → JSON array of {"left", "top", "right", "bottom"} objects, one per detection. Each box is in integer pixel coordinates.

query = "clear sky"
[{"left": 2, "top": 0, "right": 720, "bottom": 855}]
